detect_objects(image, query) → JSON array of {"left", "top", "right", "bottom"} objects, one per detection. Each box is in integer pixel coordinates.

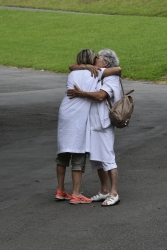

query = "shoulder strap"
[
  {"left": 103, "top": 77, "right": 123, "bottom": 109},
  {"left": 120, "top": 77, "right": 134, "bottom": 95},
  {"left": 119, "top": 77, "right": 125, "bottom": 95}
]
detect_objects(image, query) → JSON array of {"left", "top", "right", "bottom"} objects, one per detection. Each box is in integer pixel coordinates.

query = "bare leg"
[
  {"left": 56, "top": 164, "right": 66, "bottom": 191},
  {"left": 72, "top": 170, "right": 82, "bottom": 196},
  {"left": 108, "top": 168, "right": 118, "bottom": 196},
  {"left": 97, "top": 168, "right": 109, "bottom": 194}
]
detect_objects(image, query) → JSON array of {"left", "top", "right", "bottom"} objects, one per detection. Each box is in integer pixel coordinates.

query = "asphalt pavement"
[{"left": 0, "top": 66, "right": 167, "bottom": 250}]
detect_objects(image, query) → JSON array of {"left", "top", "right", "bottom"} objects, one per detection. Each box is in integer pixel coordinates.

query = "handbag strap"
[
  {"left": 102, "top": 77, "right": 123, "bottom": 109},
  {"left": 119, "top": 78, "right": 134, "bottom": 95},
  {"left": 119, "top": 77, "right": 125, "bottom": 95}
]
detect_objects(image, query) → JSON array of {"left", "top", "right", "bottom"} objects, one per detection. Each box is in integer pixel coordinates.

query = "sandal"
[
  {"left": 91, "top": 192, "right": 109, "bottom": 201},
  {"left": 102, "top": 194, "right": 120, "bottom": 206}
]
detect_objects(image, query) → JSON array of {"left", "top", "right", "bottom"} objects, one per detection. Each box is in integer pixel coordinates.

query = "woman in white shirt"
[{"left": 67, "top": 49, "right": 122, "bottom": 206}]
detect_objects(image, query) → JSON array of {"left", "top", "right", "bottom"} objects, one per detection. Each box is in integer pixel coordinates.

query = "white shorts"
[{"left": 90, "top": 160, "right": 117, "bottom": 171}]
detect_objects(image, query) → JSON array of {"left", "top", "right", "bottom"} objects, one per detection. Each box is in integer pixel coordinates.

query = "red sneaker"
[
  {"left": 70, "top": 194, "right": 92, "bottom": 204},
  {"left": 55, "top": 189, "right": 71, "bottom": 200}
]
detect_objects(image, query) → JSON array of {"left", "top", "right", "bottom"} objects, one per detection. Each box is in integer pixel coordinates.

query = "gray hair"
[{"left": 98, "top": 49, "right": 119, "bottom": 68}]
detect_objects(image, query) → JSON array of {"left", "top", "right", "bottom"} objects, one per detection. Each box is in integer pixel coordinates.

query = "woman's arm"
[
  {"left": 69, "top": 64, "right": 121, "bottom": 78},
  {"left": 69, "top": 64, "right": 101, "bottom": 78},
  {"left": 102, "top": 67, "right": 121, "bottom": 78},
  {"left": 67, "top": 84, "right": 108, "bottom": 102}
]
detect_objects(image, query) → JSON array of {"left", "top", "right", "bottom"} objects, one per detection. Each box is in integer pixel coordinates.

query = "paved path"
[
  {"left": 0, "top": 6, "right": 106, "bottom": 15},
  {"left": 0, "top": 66, "right": 167, "bottom": 250}
]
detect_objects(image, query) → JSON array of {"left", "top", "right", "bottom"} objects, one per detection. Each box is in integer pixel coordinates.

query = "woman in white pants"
[{"left": 67, "top": 49, "right": 122, "bottom": 206}]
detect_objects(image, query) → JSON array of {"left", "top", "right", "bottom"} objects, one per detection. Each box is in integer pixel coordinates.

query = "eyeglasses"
[{"left": 94, "top": 55, "right": 100, "bottom": 60}]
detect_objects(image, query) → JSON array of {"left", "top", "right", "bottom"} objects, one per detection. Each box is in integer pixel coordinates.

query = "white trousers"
[{"left": 90, "top": 160, "right": 117, "bottom": 171}]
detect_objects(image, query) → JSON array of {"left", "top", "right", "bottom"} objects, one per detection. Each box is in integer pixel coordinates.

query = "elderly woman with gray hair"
[
  {"left": 67, "top": 49, "right": 122, "bottom": 206},
  {"left": 55, "top": 49, "right": 121, "bottom": 205}
]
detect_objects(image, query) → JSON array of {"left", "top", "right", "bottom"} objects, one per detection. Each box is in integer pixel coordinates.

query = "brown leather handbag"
[{"left": 106, "top": 78, "right": 134, "bottom": 128}]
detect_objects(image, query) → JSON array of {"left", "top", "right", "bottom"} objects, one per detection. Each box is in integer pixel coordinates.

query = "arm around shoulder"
[
  {"left": 69, "top": 64, "right": 87, "bottom": 71},
  {"left": 102, "top": 67, "right": 121, "bottom": 78}
]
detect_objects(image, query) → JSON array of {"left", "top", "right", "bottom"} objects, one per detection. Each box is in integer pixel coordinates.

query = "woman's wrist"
[{"left": 78, "top": 90, "right": 85, "bottom": 98}]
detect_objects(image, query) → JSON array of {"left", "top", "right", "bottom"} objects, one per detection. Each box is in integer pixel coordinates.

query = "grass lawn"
[
  {"left": 0, "top": 8, "right": 167, "bottom": 81},
  {"left": 0, "top": 0, "right": 167, "bottom": 17}
]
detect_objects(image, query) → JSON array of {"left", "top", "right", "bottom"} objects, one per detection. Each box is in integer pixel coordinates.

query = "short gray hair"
[{"left": 98, "top": 49, "right": 119, "bottom": 68}]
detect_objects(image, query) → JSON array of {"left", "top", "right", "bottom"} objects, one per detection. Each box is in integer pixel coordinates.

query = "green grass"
[
  {"left": 0, "top": 8, "right": 167, "bottom": 81},
  {"left": 0, "top": 0, "right": 167, "bottom": 17}
]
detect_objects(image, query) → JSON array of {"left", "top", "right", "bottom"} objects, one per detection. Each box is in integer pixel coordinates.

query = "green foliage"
[
  {"left": 0, "top": 8, "right": 167, "bottom": 81},
  {"left": 0, "top": 0, "right": 167, "bottom": 17}
]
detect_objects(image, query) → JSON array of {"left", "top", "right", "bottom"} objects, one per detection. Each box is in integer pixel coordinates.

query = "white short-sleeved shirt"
[
  {"left": 57, "top": 69, "right": 105, "bottom": 154},
  {"left": 89, "top": 75, "right": 122, "bottom": 170}
]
